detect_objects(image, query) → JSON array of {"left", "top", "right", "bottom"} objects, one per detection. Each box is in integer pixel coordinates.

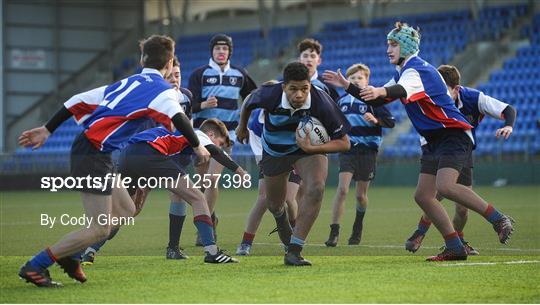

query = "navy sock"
[
  {"left": 484, "top": 204, "right": 503, "bottom": 224},
  {"left": 168, "top": 214, "right": 186, "bottom": 248},
  {"left": 444, "top": 232, "right": 464, "bottom": 250},
  {"left": 417, "top": 216, "right": 432, "bottom": 235},
  {"left": 168, "top": 201, "right": 187, "bottom": 248},
  {"left": 193, "top": 215, "right": 215, "bottom": 247},
  {"left": 330, "top": 223, "right": 340, "bottom": 235},
  {"left": 352, "top": 206, "right": 366, "bottom": 235},
  {"left": 29, "top": 248, "right": 56, "bottom": 269}
]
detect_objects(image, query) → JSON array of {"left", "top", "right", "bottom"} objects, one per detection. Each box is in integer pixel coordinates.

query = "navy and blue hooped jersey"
[
  {"left": 189, "top": 59, "right": 257, "bottom": 130},
  {"left": 129, "top": 128, "right": 213, "bottom": 157},
  {"left": 278, "top": 72, "right": 339, "bottom": 102},
  {"left": 337, "top": 94, "right": 393, "bottom": 151},
  {"left": 420, "top": 86, "right": 509, "bottom": 147},
  {"left": 385, "top": 56, "right": 473, "bottom": 140},
  {"left": 64, "top": 68, "right": 183, "bottom": 152},
  {"left": 311, "top": 72, "right": 340, "bottom": 102},
  {"left": 244, "top": 83, "right": 351, "bottom": 157},
  {"left": 247, "top": 108, "right": 264, "bottom": 138}
]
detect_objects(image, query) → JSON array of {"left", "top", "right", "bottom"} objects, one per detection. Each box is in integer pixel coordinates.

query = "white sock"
[{"left": 204, "top": 244, "right": 218, "bottom": 255}]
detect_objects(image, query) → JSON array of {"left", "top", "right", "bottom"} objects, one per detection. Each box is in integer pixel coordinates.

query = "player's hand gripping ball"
[{"left": 297, "top": 116, "right": 330, "bottom": 146}]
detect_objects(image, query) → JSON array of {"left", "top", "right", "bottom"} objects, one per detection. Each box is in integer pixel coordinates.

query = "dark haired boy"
[{"left": 236, "top": 62, "right": 351, "bottom": 266}]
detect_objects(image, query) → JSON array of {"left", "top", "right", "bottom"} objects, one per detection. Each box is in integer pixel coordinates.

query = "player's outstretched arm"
[
  {"left": 205, "top": 144, "right": 246, "bottom": 175},
  {"left": 322, "top": 69, "right": 350, "bottom": 89},
  {"left": 18, "top": 106, "right": 72, "bottom": 149},
  {"left": 296, "top": 131, "right": 350, "bottom": 154},
  {"left": 495, "top": 105, "right": 516, "bottom": 140}
]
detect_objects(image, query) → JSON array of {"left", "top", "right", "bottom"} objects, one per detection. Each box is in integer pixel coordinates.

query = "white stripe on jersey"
[
  {"left": 105, "top": 81, "right": 141, "bottom": 109},
  {"left": 104, "top": 79, "right": 128, "bottom": 101},
  {"left": 64, "top": 86, "right": 106, "bottom": 109},
  {"left": 147, "top": 88, "right": 184, "bottom": 118},
  {"left": 478, "top": 92, "right": 508, "bottom": 119}
]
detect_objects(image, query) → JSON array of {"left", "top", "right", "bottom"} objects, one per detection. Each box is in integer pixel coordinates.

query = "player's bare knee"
[
  {"left": 124, "top": 202, "right": 136, "bottom": 217},
  {"left": 414, "top": 191, "right": 430, "bottom": 206},
  {"left": 356, "top": 193, "right": 368, "bottom": 205},
  {"left": 306, "top": 182, "right": 325, "bottom": 202},
  {"left": 336, "top": 186, "right": 349, "bottom": 199},
  {"left": 435, "top": 182, "right": 455, "bottom": 199},
  {"left": 266, "top": 202, "right": 284, "bottom": 215},
  {"left": 90, "top": 224, "right": 111, "bottom": 241},
  {"left": 456, "top": 205, "right": 468, "bottom": 217}
]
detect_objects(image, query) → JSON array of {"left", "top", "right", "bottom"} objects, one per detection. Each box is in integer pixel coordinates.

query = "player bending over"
[
  {"left": 323, "top": 22, "right": 514, "bottom": 261},
  {"left": 405, "top": 64, "right": 516, "bottom": 254},
  {"left": 80, "top": 119, "right": 245, "bottom": 265},
  {"left": 236, "top": 62, "right": 351, "bottom": 266},
  {"left": 325, "top": 63, "right": 395, "bottom": 247},
  {"left": 17, "top": 35, "right": 209, "bottom": 287}
]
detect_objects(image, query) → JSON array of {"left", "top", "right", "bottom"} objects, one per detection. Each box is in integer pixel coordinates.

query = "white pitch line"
[
  {"left": 439, "top": 260, "right": 540, "bottom": 267},
  {"left": 253, "top": 242, "right": 540, "bottom": 252}
]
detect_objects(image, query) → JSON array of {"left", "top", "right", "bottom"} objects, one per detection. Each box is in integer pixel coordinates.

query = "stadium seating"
[
  {"left": 474, "top": 12, "right": 540, "bottom": 156},
  {"left": 4, "top": 5, "right": 535, "bottom": 174},
  {"left": 2, "top": 26, "right": 305, "bottom": 173},
  {"left": 312, "top": 4, "right": 529, "bottom": 158}
]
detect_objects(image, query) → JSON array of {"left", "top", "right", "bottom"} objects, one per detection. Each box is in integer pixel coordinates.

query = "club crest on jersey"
[
  {"left": 229, "top": 77, "right": 237, "bottom": 85},
  {"left": 359, "top": 105, "right": 368, "bottom": 114},
  {"left": 142, "top": 75, "right": 153, "bottom": 82},
  {"left": 207, "top": 77, "right": 218, "bottom": 84},
  {"left": 341, "top": 105, "right": 348, "bottom": 112}
]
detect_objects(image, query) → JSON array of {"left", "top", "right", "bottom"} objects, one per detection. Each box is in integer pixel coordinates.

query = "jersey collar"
[
  {"left": 455, "top": 86, "right": 464, "bottom": 109},
  {"left": 395, "top": 53, "right": 418, "bottom": 72},
  {"left": 310, "top": 70, "right": 319, "bottom": 81},
  {"left": 141, "top": 68, "right": 164, "bottom": 77},
  {"left": 209, "top": 58, "right": 230, "bottom": 73},
  {"left": 281, "top": 91, "right": 311, "bottom": 115}
]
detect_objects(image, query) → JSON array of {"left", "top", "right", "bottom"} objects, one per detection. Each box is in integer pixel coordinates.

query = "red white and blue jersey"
[
  {"left": 420, "top": 86, "right": 509, "bottom": 146},
  {"left": 456, "top": 86, "right": 508, "bottom": 130},
  {"left": 385, "top": 56, "right": 473, "bottom": 141},
  {"left": 129, "top": 128, "right": 213, "bottom": 157},
  {"left": 64, "top": 68, "right": 183, "bottom": 152}
]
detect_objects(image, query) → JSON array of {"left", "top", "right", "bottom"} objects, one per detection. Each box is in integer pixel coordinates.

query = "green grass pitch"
[{"left": 1, "top": 186, "right": 539, "bottom": 303}]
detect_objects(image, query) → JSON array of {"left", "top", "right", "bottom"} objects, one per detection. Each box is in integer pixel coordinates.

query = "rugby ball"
[{"left": 297, "top": 116, "right": 330, "bottom": 146}]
